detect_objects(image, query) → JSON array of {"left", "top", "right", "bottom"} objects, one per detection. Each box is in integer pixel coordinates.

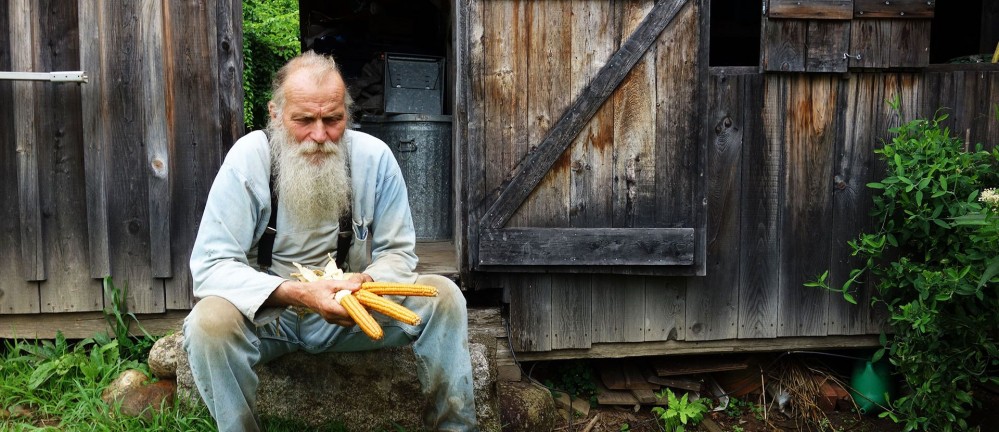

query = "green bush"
[
  {"left": 812, "top": 110, "right": 999, "bottom": 431},
  {"left": 243, "top": 0, "right": 300, "bottom": 131}
]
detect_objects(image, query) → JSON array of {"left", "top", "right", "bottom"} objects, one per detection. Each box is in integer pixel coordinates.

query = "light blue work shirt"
[{"left": 189, "top": 129, "right": 418, "bottom": 325}]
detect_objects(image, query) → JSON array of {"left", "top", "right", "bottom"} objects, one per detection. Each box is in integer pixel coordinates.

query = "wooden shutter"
[{"left": 762, "top": 0, "right": 934, "bottom": 72}]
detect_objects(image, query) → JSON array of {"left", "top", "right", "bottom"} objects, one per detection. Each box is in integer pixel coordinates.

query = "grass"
[{"left": 0, "top": 277, "right": 398, "bottom": 432}]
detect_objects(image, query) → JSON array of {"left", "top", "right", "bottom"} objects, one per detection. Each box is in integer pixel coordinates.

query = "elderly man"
[{"left": 184, "top": 51, "right": 477, "bottom": 431}]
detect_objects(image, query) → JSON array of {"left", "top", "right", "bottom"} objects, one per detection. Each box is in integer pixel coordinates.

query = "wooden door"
[{"left": 460, "top": 0, "right": 706, "bottom": 277}]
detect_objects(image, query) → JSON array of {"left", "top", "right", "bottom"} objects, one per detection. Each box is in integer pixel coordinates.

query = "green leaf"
[
  {"left": 867, "top": 182, "right": 886, "bottom": 189},
  {"left": 842, "top": 292, "right": 857, "bottom": 305}
]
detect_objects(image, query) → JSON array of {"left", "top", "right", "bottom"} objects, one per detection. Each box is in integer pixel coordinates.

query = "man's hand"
[{"left": 267, "top": 277, "right": 369, "bottom": 326}]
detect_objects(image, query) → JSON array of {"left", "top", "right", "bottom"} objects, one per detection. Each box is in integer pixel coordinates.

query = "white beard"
[{"left": 267, "top": 121, "right": 352, "bottom": 228}]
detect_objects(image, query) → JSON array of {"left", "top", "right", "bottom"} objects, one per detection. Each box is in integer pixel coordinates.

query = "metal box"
[
  {"left": 383, "top": 53, "right": 444, "bottom": 115},
  {"left": 358, "top": 114, "right": 452, "bottom": 240}
]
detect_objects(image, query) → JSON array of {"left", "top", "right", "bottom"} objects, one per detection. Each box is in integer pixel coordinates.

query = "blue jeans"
[{"left": 183, "top": 274, "right": 477, "bottom": 431}]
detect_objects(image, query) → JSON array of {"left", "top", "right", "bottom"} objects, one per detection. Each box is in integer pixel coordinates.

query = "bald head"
[{"left": 269, "top": 50, "right": 354, "bottom": 118}]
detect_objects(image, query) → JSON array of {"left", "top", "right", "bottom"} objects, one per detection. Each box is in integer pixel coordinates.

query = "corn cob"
[
  {"left": 361, "top": 282, "right": 438, "bottom": 297},
  {"left": 338, "top": 291, "right": 384, "bottom": 340},
  {"left": 354, "top": 289, "right": 422, "bottom": 325}
]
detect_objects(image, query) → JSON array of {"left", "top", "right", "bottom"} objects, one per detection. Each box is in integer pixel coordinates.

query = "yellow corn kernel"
[
  {"left": 340, "top": 294, "right": 384, "bottom": 340},
  {"left": 360, "top": 282, "right": 438, "bottom": 297},
  {"left": 354, "top": 290, "right": 421, "bottom": 326}
]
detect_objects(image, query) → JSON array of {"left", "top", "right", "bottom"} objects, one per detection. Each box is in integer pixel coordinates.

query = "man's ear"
[{"left": 268, "top": 101, "right": 277, "bottom": 119}]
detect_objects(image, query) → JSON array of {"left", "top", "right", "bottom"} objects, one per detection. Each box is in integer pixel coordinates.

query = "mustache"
[{"left": 296, "top": 139, "right": 339, "bottom": 155}]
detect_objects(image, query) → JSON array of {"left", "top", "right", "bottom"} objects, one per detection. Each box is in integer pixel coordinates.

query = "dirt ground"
[{"left": 526, "top": 354, "right": 999, "bottom": 432}]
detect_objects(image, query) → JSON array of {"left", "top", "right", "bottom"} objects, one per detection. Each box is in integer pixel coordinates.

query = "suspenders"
[{"left": 256, "top": 132, "right": 353, "bottom": 271}]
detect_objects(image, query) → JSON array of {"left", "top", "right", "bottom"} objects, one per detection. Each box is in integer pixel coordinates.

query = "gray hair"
[{"left": 270, "top": 50, "right": 354, "bottom": 118}]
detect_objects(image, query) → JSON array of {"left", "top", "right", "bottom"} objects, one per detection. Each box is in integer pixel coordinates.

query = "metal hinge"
[{"left": 0, "top": 71, "right": 88, "bottom": 83}]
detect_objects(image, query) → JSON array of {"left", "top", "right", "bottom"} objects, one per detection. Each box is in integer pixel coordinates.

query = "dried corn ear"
[
  {"left": 354, "top": 290, "right": 421, "bottom": 326},
  {"left": 361, "top": 282, "right": 438, "bottom": 297}
]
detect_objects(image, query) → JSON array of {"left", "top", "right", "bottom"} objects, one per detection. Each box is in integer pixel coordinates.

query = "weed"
[
  {"left": 542, "top": 360, "right": 598, "bottom": 406},
  {"left": 650, "top": 388, "right": 711, "bottom": 432}
]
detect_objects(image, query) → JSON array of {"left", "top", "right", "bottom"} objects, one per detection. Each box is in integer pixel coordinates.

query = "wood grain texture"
[
  {"left": 482, "top": 0, "right": 529, "bottom": 227},
  {"left": 478, "top": 228, "right": 695, "bottom": 266},
  {"left": 777, "top": 74, "right": 838, "bottom": 337},
  {"left": 11, "top": 0, "right": 46, "bottom": 283},
  {"left": 590, "top": 274, "right": 645, "bottom": 343},
  {"left": 78, "top": 0, "right": 112, "bottom": 279},
  {"left": 480, "top": 0, "right": 688, "bottom": 230},
  {"left": 889, "top": 19, "right": 930, "bottom": 68},
  {"left": 805, "top": 20, "right": 849, "bottom": 72},
  {"left": 761, "top": 18, "right": 806, "bottom": 72},
  {"left": 523, "top": 0, "right": 572, "bottom": 228},
  {"left": 215, "top": 0, "right": 244, "bottom": 154},
  {"left": 453, "top": 0, "right": 468, "bottom": 275},
  {"left": 848, "top": 19, "right": 890, "bottom": 68},
  {"left": 0, "top": 0, "right": 40, "bottom": 314},
  {"left": 854, "top": 0, "right": 935, "bottom": 18},
  {"left": 569, "top": 0, "right": 615, "bottom": 229},
  {"left": 644, "top": 277, "right": 686, "bottom": 341},
  {"left": 508, "top": 274, "right": 552, "bottom": 351},
  {"left": 686, "top": 73, "right": 742, "bottom": 342},
  {"left": 36, "top": 0, "right": 102, "bottom": 313},
  {"left": 464, "top": 0, "right": 485, "bottom": 274},
  {"left": 551, "top": 274, "right": 592, "bottom": 349},
  {"left": 103, "top": 0, "right": 159, "bottom": 314},
  {"left": 739, "top": 73, "right": 779, "bottom": 339},
  {"left": 613, "top": 0, "right": 657, "bottom": 229},
  {"left": 769, "top": 0, "right": 854, "bottom": 19},
  {"left": 655, "top": 1, "right": 698, "bottom": 230},
  {"left": 165, "top": 0, "right": 228, "bottom": 310},
  {"left": 140, "top": 0, "right": 172, "bottom": 278}
]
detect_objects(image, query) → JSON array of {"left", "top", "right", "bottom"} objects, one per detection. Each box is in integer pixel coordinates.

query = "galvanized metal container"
[{"left": 358, "top": 114, "right": 452, "bottom": 240}]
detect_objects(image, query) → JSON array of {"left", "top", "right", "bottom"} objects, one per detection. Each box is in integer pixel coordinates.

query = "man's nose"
[{"left": 308, "top": 121, "right": 327, "bottom": 142}]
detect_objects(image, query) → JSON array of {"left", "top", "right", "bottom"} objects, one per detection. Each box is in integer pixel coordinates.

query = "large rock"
[
  {"left": 497, "top": 381, "right": 556, "bottom": 432},
  {"left": 155, "top": 310, "right": 503, "bottom": 431}
]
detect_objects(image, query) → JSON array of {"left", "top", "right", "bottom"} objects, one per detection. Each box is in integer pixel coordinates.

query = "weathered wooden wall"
[
  {"left": 462, "top": 0, "right": 999, "bottom": 352},
  {"left": 0, "top": 0, "right": 241, "bottom": 334}
]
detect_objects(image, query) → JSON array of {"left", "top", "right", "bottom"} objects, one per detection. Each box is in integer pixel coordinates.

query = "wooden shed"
[{"left": 3, "top": 0, "right": 998, "bottom": 363}]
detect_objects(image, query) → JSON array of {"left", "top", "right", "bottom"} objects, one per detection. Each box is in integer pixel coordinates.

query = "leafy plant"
[
  {"left": 243, "top": 0, "right": 301, "bottom": 130},
  {"left": 542, "top": 360, "right": 599, "bottom": 406},
  {"left": 651, "top": 388, "right": 711, "bottom": 432},
  {"left": 103, "top": 276, "right": 155, "bottom": 362},
  {"left": 810, "top": 110, "right": 999, "bottom": 431}
]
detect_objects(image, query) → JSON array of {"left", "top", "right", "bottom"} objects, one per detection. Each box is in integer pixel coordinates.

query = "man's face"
[{"left": 272, "top": 69, "right": 348, "bottom": 153}]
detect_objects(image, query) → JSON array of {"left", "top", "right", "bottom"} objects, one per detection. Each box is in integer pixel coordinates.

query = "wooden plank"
[
  {"left": 165, "top": 0, "right": 228, "bottom": 309},
  {"left": 590, "top": 275, "right": 645, "bottom": 343},
  {"left": 550, "top": 274, "right": 592, "bottom": 349},
  {"left": 478, "top": 228, "right": 695, "bottom": 266},
  {"left": 655, "top": 2, "right": 698, "bottom": 230},
  {"left": 686, "top": 73, "right": 742, "bottom": 342},
  {"left": 612, "top": 0, "right": 657, "bottom": 229},
  {"left": 215, "top": 0, "right": 244, "bottom": 153},
  {"left": 36, "top": 0, "right": 103, "bottom": 313},
  {"left": 806, "top": 20, "right": 850, "bottom": 72},
  {"left": 777, "top": 75, "right": 837, "bottom": 337},
  {"left": 513, "top": 335, "right": 883, "bottom": 361},
  {"left": 889, "top": 19, "right": 931, "bottom": 68},
  {"left": 508, "top": 274, "right": 552, "bottom": 352},
  {"left": 522, "top": 0, "right": 571, "bottom": 228},
  {"left": 848, "top": 19, "right": 891, "bottom": 68},
  {"left": 761, "top": 18, "right": 806, "bottom": 72},
  {"left": 453, "top": 0, "right": 469, "bottom": 275},
  {"left": 0, "top": 0, "right": 40, "bottom": 314},
  {"left": 140, "top": 0, "right": 172, "bottom": 278},
  {"left": 414, "top": 240, "right": 458, "bottom": 277},
  {"left": 739, "top": 73, "right": 779, "bottom": 339},
  {"left": 11, "top": 0, "right": 46, "bottom": 282},
  {"left": 828, "top": 73, "right": 881, "bottom": 336},
  {"left": 103, "top": 0, "right": 159, "bottom": 314},
  {"left": 482, "top": 0, "right": 528, "bottom": 227},
  {"left": 768, "top": 0, "right": 854, "bottom": 19},
  {"left": 479, "top": 0, "right": 689, "bottom": 230},
  {"left": 569, "top": 0, "right": 615, "bottom": 229},
  {"left": 652, "top": 356, "right": 748, "bottom": 376},
  {"left": 78, "top": 0, "right": 112, "bottom": 279},
  {"left": 854, "top": 0, "right": 935, "bottom": 18},
  {"left": 600, "top": 363, "right": 659, "bottom": 390},
  {"left": 0, "top": 310, "right": 190, "bottom": 339},
  {"left": 644, "top": 277, "right": 686, "bottom": 341},
  {"left": 989, "top": 72, "right": 999, "bottom": 152},
  {"left": 463, "top": 0, "right": 485, "bottom": 274}
]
